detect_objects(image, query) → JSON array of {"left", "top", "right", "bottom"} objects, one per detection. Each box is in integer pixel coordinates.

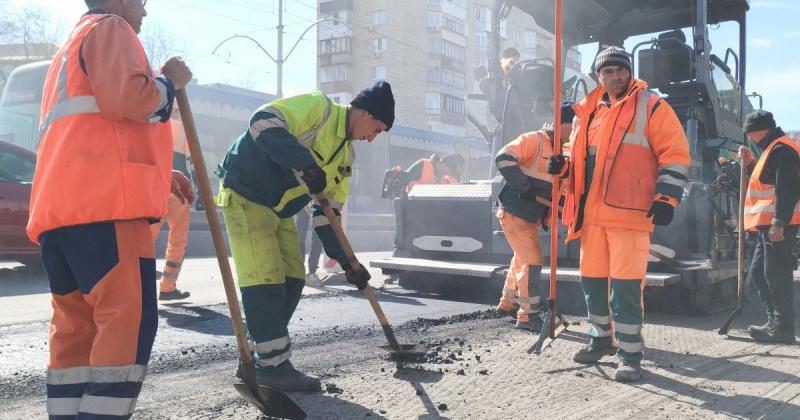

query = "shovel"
[
  {"left": 528, "top": 0, "right": 568, "bottom": 355},
  {"left": 718, "top": 157, "right": 748, "bottom": 335},
  {"left": 314, "top": 192, "right": 427, "bottom": 357},
  {"left": 176, "top": 90, "right": 306, "bottom": 419}
]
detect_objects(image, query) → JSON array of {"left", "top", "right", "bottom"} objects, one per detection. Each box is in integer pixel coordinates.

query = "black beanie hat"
[
  {"left": 560, "top": 102, "right": 576, "bottom": 124},
  {"left": 744, "top": 110, "right": 776, "bottom": 133},
  {"left": 594, "top": 46, "right": 631, "bottom": 73},
  {"left": 351, "top": 81, "right": 396, "bottom": 130}
]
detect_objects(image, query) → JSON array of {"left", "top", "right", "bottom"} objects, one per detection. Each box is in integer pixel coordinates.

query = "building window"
[
  {"left": 374, "top": 65, "right": 387, "bottom": 80},
  {"left": 442, "top": 94, "right": 464, "bottom": 114},
  {"left": 320, "top": 65, "right": 350, "bottom": 83},
  {"left": 319, "top": 37, "right": 351, "bottom": 55},
  {"left": 427, "top": 66, "right": 440, "bottom": 82},
  {"left": 474, "top": 32, "right": 488, "bottom": 51},
  {"left": 372, "top": 38, "right": 389, "bottom": 54},
  {"left": 441, "top": 39, "right": 465, "bottom": 64},
  {"left": 441, "top": 69, "right": 465, "bottom": 89},
  {"left": 426, "top": 93, "right": 441, "bottom": 114},
  {"left": 443, "top": 16, "right": 465, "bottom": 34},
  {"left": 427, "top": 37, "right": 442, "bottom": 57},
  {"left": 524, "top": 30, "right": 537, "bottom": 50},
  {"left": 372, "top": 10, "right": 388, "bottom": 26},
  {"left": 427, "top": 12, "right": 442, "bottom": 30}
]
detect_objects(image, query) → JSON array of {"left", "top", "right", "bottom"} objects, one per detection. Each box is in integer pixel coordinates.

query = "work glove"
[
  {"left": 301, "top": 164, "right": 326, "bottom": 195},
  {"left": 345, "top": 266, "right": 371, "bottom": 290},
  {"left": 547, "top": 154, "right": 566, "bottom": 175},
  {"left": 647, "top": 199, "right": 675, "bottom": 226},
  {"left": 518, "top": 185, "right": 539, "bottom": 202},
  {"left": 171, "top": 170, "right": 195, "bottom": 204}
]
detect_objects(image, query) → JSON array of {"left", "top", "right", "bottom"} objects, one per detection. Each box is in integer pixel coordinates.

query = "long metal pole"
[{"left": 277, "top": 0, "right": 284, "bottom": 98}]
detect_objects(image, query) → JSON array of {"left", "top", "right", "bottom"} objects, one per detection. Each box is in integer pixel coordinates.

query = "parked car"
[{"left": 0, "top": 140, "right": 38, "bottom": 265}]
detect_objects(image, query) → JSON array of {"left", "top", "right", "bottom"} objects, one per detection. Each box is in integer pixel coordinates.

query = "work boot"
[
  {"left": 159, "top": 289, "right": 190, "bottom": 300},
  {"left": 749, "top": 322, "right": 796, "bottom": 345},
  {"left": 515, "top": 313, "right": 544, "bottom": 332},
  {"left": 305, "top": 272, "right": 323, "bottom": 287},
  {"left": 614, "top": 359, "right": 642, "bottom": 383},
  {"left": 747, "top": 313, "right": 775, "bottom": 338},
  {"left": 237, "top": 361, "right": 321, "bottom": 393},
  {"left": 496, "top": 305, "right": 518, "bottom": 318},
  {"left": 573, "top": 342, "right": 616, "bottom": 364}
]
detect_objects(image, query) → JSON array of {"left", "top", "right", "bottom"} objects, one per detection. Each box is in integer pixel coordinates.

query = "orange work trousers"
[
  {"left": 150, "top": 192, "right": 191, "bottom": 292},
  {"left": 497, "top": 209, "right": 543, "bottom": 322},
  {"left": 41, "top": 219, "right": 157, "bottom": 418}
]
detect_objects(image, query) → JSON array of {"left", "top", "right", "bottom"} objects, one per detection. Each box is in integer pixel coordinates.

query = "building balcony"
[{"left": 320, "top": 0, "right": 352, "bottom": 13}]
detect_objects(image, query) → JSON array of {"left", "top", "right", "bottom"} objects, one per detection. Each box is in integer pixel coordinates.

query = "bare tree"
[
  {"left": 0, "top": 3, "right": 62, "bottom": 59},
  {"left": 140, "top": 21, "right": 180, "bottom": 68}
]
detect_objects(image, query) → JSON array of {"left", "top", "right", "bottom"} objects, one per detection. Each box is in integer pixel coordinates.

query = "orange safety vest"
[
  {"left": 564, "top": 80, "right": 690, "bottom": 240},
  {"left": 406, "top": 159, "right": 436, "bottom": 192},
  {"left": 27, "top": 13, "right": 172, "bottom": 243},
  {"left": 743, "top": 136, "right": 800, "bottom": 231}
]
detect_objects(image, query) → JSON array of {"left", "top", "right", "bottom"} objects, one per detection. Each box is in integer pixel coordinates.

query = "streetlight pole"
[
  {"left": 212, "top": 16, "right": 353, "bottom": 98},
  {"left": 276, "top": 0, "right": 284, "bottom": 98}
]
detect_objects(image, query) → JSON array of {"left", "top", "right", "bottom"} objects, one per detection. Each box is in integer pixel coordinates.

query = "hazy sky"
[{"left": 6, "top": 0, "right": 799, "bottom": 128}]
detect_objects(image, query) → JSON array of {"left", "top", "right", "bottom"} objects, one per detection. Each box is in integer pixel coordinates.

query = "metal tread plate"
[
  {"left": 370, "top": 257, "right": 681, "bottom": 287},
  {"left": 407, "top": 183, "right": 493, "bottom": 200}
]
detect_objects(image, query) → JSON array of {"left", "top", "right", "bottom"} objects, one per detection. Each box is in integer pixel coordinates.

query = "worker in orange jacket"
[
  {"left": 495, "top": 103, "right": 574, "bottom": 332},
  {"left": 548, "top": 47, "right": 690, "bottom": 382},
  {"left": 403, "top": 153, "right": 464, "bottom": 192},
  {"left": 151, "top": 109, "right": 195, "bottom": 300},
  {"left": 27, "top": 1, "right": 193, "bottom": 417},
  {"left": 739, "top": 110, "right": 800, "bottom": 344}
]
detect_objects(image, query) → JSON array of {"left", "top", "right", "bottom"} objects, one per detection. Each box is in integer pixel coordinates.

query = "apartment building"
[{"left": 317, "top": 0, "right": 581, "bottom": 137}]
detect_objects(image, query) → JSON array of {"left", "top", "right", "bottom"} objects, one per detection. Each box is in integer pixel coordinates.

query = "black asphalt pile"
[
  {"left": 324, "top": 382, "right": 344, "bottom": 394},
  {"left": 396, "top": 309, "right": 504, "bottom": 332}
]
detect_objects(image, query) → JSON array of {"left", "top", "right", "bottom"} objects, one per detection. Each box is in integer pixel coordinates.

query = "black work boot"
[
  {"left": 614, "top": 359, "right": 642, "bottom": 382},
  {"left": 747, "top": 312, "right": 775, "bottom": 337},
  {"left": 750, "top": 320, "right": 796, "bottom": 345},
  {"left": 159, "top": 289, "right": 191, "bottom": 300},
  {"left": 573, "top": 340, "right": 617, "bottom": 364},
  {"left": 515, "top": 313, "right": 544, "bottom": 332}
]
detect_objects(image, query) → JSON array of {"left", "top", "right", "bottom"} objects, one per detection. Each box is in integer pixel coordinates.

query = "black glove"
[
  {"left": 301, "top": 164, "right": 326, "bottom": 195},
  {"left": 547, "top": 155, "right": 566, "bottom": 175},
  {"left": 345, "top": 266, "right": 371, "bottom": 290},
  {"left": 647, "top": 200, "right": 675, "bottom": 226},
  {"left": 518, "top": 185, "right": 539, "bottom": 202}
]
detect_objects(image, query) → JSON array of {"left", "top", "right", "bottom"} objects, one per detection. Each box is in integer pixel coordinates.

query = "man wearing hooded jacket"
[
  {"left": 548, "top": 46, "right": 691, "bottom": 382},
  {"left": 216, "top": 81, "right": 395, "bottom": 392}
]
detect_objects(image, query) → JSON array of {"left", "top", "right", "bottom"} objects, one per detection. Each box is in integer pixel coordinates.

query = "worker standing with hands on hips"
[
  {"left": 495, "top": 103, "right": 574, "bottom": 333},
  {"left": 548, "top": 46, "right": 690, "bottom": 382},
  {"left": 27, "top": 0, "right": 193, "bottom": 418},
  {"left": 739, "top": 110, "right": 800, "bottom": 344},
  {"left": 215, "top": 81, "right": 395, "bottom": 392}
]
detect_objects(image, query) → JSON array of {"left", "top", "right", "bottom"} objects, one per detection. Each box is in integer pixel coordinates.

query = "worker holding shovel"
[{"left": 214, "top": 81, "right": 395, "bottom": 392}]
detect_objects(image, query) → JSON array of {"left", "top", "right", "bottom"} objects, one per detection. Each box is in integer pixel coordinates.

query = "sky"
[{"left": 4, "top": 0, "right": 800, "bottom": 128}]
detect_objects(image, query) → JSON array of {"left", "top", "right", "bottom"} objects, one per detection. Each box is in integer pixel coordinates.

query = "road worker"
[
  {"left": 548, "top": 46, "right": 691, "bottom": 382},
  {"left": 151, "top": 107, "right": 195, "bottom": 300},
  {"left": 27, "top": 0, "right": 193, "bottom": 417},
  {"left": 215, "top": 81, "right": 395, "bottom": 392},
  {"left": 740, "top": 110, "right": 800, "bottom": 344},
  {"left": 495, "top": 102, "right": 574, "bottom": 332},
  {"left": 403, "top": 153, "right": 464, "bottom": 192}
]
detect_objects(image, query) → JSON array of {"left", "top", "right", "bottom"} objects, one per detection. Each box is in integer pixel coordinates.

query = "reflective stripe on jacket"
[
  {"left": 564, "top": 79, "right": 690, "bottom": 240},
  {"left": 744, "top": 136, "right": 800, "bottom": 230},
  {"left": 28, "top": 13, "right": 172, "bottom": 243}
]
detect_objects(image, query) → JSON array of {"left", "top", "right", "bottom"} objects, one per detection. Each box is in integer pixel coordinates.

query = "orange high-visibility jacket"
[
  {"left": 27, "top": 13, "right": 173, "bottom": 243},
  {"left": 744, "top": 136, "right": 800, "bottom": 231},
  {"left": 563, "top": 79, "right": 691, "bottom": 241},
  {"left": 406, "top": 159, "right": 434, "bottom": 192}
]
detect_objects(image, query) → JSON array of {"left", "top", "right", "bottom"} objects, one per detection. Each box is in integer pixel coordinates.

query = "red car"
[{"left": 0, "top": 140, "right": 38, "bottom": 265}]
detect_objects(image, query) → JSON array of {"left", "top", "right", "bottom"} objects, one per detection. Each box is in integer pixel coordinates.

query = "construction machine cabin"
[{"left": 372, "top": 0, "right": 755, "bottom": 315}]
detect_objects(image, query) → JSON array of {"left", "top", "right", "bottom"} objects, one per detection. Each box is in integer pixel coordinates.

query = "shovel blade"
[
  {"left": 233, "top": 382, "right": 307, "bottom": 420},
  {"left": 718, "top": 305, "right": 744, "bottom": 335}
]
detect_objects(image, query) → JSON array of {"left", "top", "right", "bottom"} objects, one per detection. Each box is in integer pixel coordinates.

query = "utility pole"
[{"left": 276, "top": 0, "right": 284, "bottom": 98}]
